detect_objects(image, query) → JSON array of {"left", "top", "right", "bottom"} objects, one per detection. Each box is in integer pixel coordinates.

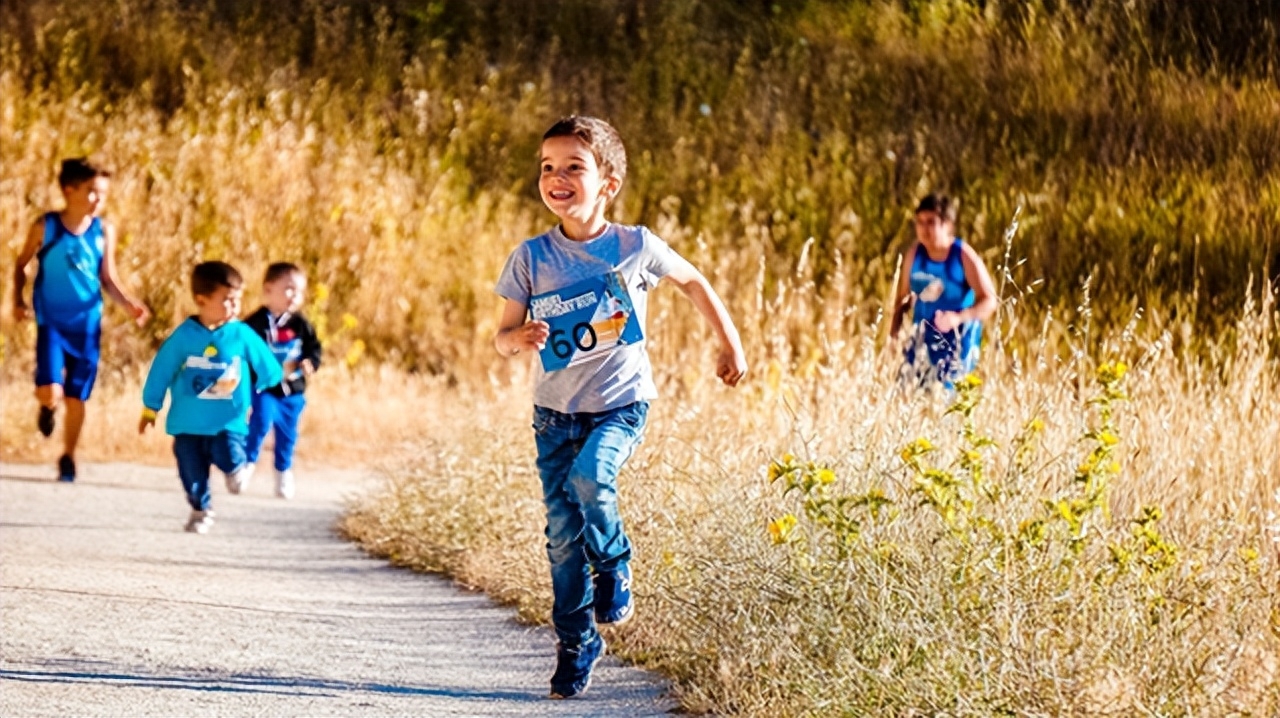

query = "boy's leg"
[
  {"left": 568, "top": 401, "right": 649, "bottom": 571},
  {"left": 245, "top": 391, "right": 274, "bottom": 464},
  {"left": 173, "top": 435, "right": 214, "bottom": 511},
  {"left": 211, "top": 431, "right": 249, "bottom": 478},
  {"left": 270, "top": 394, "right": 306, "bottom": 471},
  {"left": 60, "top": 329, "right": 100, "bottom": 472},
  {"left": 34, "top": 326, "right": 65, "bottom": 437},
  {"left": 533, "top": 407, "right": 596, "bottom": 648}
]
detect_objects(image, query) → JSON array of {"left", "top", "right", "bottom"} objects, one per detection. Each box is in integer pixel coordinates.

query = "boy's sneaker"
[
  {"left": 593, "top": 564, "right": 634, "bottom": 625},
  {"left": 57, "top": 455, "right": 76, "bottom": 483},
  {"left": 275, "top": 469, "right": 295, "bottom": 499},
  {"left": 184, "top": 510, "right": 215, "bottom": 534},
  {"left": 38, "top": 406, "right": 55, "bottom": 438},
  {"left": 549, "top": 634, "right": 606, "bottom": 699},
  {"left": 224, "top": 463, "right": 254, "bottom": 495}
]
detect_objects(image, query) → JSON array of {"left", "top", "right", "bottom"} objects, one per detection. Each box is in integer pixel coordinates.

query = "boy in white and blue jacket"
[{"left": 139, "top": 261, "right": 282, "bottom": 534}]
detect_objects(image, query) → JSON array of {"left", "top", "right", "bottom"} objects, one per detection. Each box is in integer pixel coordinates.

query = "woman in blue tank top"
[{"left": 889, "top": 194, "right": 998, "bottom": 387}]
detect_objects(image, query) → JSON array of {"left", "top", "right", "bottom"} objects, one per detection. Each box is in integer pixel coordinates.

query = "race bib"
[
  {"left": 529, "top": 272, "right": 644, "bottom": 372},
  {"left": 184, "top": 355, "right": 241, "bottom": 400}
]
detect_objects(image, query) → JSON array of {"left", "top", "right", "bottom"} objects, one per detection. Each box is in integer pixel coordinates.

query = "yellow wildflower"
[
  {"left": 816, "top": 468, "right": 836, "bottom": 485},
  {"left": 768, "top": 514, "right": 798, "bottom": 544}
]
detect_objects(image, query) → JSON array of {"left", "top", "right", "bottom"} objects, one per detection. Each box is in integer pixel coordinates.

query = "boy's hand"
[
  {"left": 932, "top": 310, "right": 962, "bottom": 333},
  {"left": 715, "top": 344, "right": 748, "bottom": 387},
  {"left": 139, "top": 408, "right": 157, "bottom": 435},
  {"left": 300, "top": 359, "right": 316, "bottom": 377},
  {"left": 506, "top": 320, "right": 551, "bottom": 355},
  {"left": 12, "top": 301, "right": 32, "bottom": 323}
]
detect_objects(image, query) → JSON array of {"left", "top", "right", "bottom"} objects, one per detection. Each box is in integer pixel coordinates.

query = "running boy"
[
  {"left": 494, "top": 116, "right": 747, "bottom": 699},
  {"left": 888, "top": 193, "right": 998, "bottom": 386},
  {"left": 11, "top": 157, "right": 150, "bottom": 481},
  {"left": 139, "top": 261, "right": 282, "bottom": 534},
  {"left": 243, "top": 262, "right": 322, "bottom": 499}
]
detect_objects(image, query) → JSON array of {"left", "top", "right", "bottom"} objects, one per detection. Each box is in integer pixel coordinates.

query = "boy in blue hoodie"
[{"left": 139, "top": 261, "right": 282, "bottom": 534}]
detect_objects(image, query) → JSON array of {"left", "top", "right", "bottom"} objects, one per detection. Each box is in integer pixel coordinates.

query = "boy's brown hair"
[
  {"left": 915, "top": 193, "right": 958, "bottom": 224},
  {"left": 58, "top": 157, "right": 111, "bottom": 188},
  {"left": 264, "top": 261, "right": 303, "bottom": 284},
  {"left": 191, "top": 261, "right": 243, "bottom": 297},
  {"left": 543, "top": 116, "right": 628, "bottom": 185}
]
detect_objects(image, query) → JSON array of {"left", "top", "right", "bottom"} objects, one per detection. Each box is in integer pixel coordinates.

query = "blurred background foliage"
[{"left": 2, "top": 0, "right": 1278, "bottom": 374}]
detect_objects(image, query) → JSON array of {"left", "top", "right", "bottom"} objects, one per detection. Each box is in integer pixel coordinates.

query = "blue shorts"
[{"left": 35, "top": 324, "right": 101, "bottom": 401}]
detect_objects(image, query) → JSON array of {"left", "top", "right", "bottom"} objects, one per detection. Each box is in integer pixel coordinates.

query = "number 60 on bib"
[{"left": 528, "top": 272, "right": 644, "bottom": 372}]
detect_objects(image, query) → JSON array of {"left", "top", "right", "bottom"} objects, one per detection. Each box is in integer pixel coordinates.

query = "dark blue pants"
[
  {"left": 246, "top": 392, "right": 306, "bottom": 471},
  {"left": 173, "top": 433, "right": 247, "bottom": 510}
]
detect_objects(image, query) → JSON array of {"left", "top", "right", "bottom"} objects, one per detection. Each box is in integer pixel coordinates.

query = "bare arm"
[
  {"left": 12, "top": 222, "right": 42, "bottom": 322},
  {"left": 932, "top": 243, "right": 998, "bottom": 332},
  {"left": 98, "top": 222, "right": 150, "bottom": 326},
  {"left": 888, "top": 243, "right": 917, "bottom": 340},
  {"left": 661, "top": 263, "right": 747, "bottom": 387},
  {"left": 493, "top": 298, "right": 549, "bottom": 357}
]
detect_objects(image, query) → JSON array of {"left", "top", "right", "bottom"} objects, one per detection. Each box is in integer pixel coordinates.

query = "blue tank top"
[
  {"left": 905, "top": 239, "right": 981, "bottom": 383},
  {"left": 33, "top": 212, "right": 105, "bottom": 333}
]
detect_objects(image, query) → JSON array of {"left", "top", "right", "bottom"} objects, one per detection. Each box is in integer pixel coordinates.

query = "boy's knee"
[
  {"left": 35, "top": 384, "right": 63, "bottom": 407},
  {"left": 568, "top": 472, "right": 618, "bottom": 509}
]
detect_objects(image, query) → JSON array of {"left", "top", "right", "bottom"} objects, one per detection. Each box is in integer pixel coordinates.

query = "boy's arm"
[
  {"left": 933, "top": 243, "right": 999, "bottom": 333},
  {"left": 888, "top": 244, "right": 916, "bottom": 341},
  {"left": 300, "top": 315, "right": 322, "bottom": 374},
  {"left": 139, "top": 337, "right": 181, "bottom": 434},
  {"left": 660, "top": 263, "right": 747, "bottom": 387},
  {"left": 98, "top": 222, "right": 150, "bottom": 326},
  {"left": 494, "top": 299, "right": 549, "bottom": 357},
  {"left": 245, "top": 330, "right": 285, "bottom": 391},
  {"left": 12, "top": 222, "right": 42, "bottom": 322}
]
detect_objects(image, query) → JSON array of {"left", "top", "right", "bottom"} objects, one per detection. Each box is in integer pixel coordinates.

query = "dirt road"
[{"left": 0, "top": 460, "right": 671, "bottom": 716}]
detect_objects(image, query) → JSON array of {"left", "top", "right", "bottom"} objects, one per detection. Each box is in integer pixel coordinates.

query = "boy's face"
[
  {"left": 62, "top": 177, "right": 110, "bottom": 217},
  {"left": 195, "top": 285, "right": 243, "bottom": 327},
  {"left": 914, "top": 210, "right": 953, "bottom": 247},
  {"left": 538, "top": 135, "right": 620, "bottom": 227},
  {"left": 263, "top": 271, "right": 306, "bottom": 315}
]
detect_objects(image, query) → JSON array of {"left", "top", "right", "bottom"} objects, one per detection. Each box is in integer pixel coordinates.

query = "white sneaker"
[
  {"left": 275, "top": 469, "right": 295, "bottom": 499},
  {"left": 225, "top": 463, "right": 255, "bottom": 495},
  {"left": 184, "top": 509, "right": 215, "bottom": 534}
]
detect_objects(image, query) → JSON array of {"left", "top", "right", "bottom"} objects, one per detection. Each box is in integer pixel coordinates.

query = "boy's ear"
[{"left": 603, "top": 175, "right": 623, "bottom": 202}]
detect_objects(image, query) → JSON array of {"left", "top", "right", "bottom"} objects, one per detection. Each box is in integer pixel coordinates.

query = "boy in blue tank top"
[
  {"left": 889, "top": 193, "right": 998, "bottom": 387},
  {"left": 139, "top": 262, "right": 282, "bottom": 534},
  {"left": 11, "top": 158, "right": 150, "bottom": 482},
  {"left": 495, "top": 116, "right": 747, "bottom": 699}
]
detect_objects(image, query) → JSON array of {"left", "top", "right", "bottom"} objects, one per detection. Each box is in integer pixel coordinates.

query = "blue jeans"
[
  {"left": 533, "top": 401, "right": 648, "bottom": 646},
  {"left": 246, "top": 392, "right": 306, "bottom": 471},
  {"left": 173, "top": 432, "right": 247, "bottom": 510}
]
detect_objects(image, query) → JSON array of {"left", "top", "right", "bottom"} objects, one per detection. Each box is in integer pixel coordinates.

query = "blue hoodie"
[{"left": 142, "top": 317, "right": 283, "bottom": 436}]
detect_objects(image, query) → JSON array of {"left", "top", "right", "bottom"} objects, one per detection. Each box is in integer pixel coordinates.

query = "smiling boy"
[{"left": 494, "top": 116, "right": 747, "bottom": 699}]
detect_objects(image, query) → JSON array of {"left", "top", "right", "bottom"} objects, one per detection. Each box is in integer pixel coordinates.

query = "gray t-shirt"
[{"left": 495, "top": 223, "right": 691, "bottom": 413}]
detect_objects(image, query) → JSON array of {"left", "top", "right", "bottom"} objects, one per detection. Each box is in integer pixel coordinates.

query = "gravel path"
[{"left": 0, "top": 460, "right": 672, "bottom": 717}]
